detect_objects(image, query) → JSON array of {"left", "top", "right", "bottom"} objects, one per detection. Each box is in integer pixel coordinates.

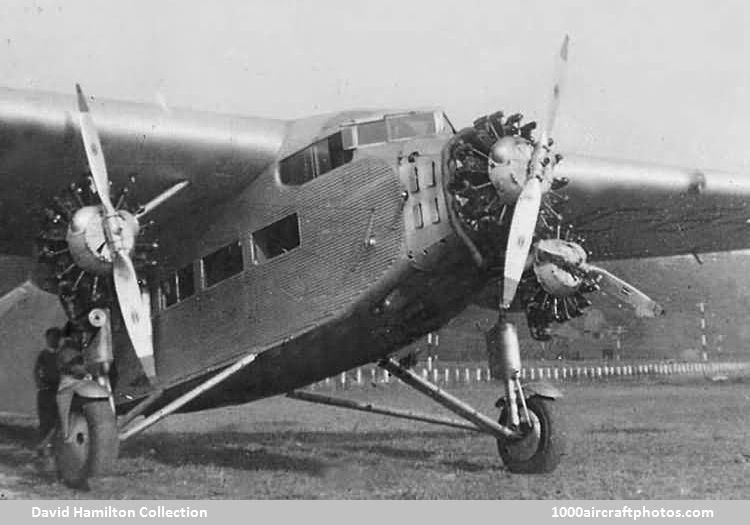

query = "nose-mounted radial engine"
[
  {"left": 446, "top": 110, "right": 663, "bottom": 339},
  {"left": 443, "top": 36, "right": 665, "bottom": 473},
  {"left": 446, "top": 36, "right": 662, "bottom": 342}
]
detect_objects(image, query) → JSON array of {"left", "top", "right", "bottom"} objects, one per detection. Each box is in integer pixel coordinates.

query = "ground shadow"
[
  {"left": 0, "top": 422, "right": 38, "bottom": 446},
  {"left": 3, "top": 419, "right": 489, "bottom": 478},
  {"left": 120, "top": 428, "right": 484, "bottom": 475},
  {"left": 592, "top": 426, "right": 667, "bottom": 435}
]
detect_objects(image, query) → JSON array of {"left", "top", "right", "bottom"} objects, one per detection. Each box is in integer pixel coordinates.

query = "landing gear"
[
  {"left": 286, "top": 320, "right": 563, "bottom": 474},
  {"left": 487, "top": 316, "right": 564, "bottom": 473},
  {"left": 54, "top": 399, "right": 118, "bottom": 488},
  {"left": 496, "top": 395, "right": 562, "bottom": 473}
]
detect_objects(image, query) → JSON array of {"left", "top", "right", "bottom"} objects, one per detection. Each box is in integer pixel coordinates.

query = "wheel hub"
[{"left": 500, "top": 407, "right": 541, "bottom": 463}]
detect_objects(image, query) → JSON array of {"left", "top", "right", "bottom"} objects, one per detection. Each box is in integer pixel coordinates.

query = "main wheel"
[
  {"left": 496, "top": 395, "right": 564, "bottom": 474},
  {"left": 54, "top": 399, "right": 119, "bottom": 488}
]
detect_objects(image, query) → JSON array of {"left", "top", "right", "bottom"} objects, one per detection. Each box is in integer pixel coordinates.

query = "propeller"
[
  {"left": 76, "top": 84, "right": 156, "bottom": 380},
  {"left": 76, "top": 85, "right": 116, "bottom": 216},
  {"left": 501, "top": 35, "right": 569, "bottom": 309}
]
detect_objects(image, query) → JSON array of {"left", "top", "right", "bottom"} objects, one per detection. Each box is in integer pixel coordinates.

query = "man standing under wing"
[{"left": 33, "top": 327, "right": 62, "bottom": 452}]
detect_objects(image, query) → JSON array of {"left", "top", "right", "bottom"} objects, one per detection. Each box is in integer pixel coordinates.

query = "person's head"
[{"left": 45, "top": 327, "right": 62, "bottom": 349}]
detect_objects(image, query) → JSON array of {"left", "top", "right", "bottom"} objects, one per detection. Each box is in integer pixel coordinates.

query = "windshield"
[
  {"left": 386, "top": 112, "right": 437, "bottom": 141},
  {"left": 344, "top": 111, "right": 442, "bottom": 148}
]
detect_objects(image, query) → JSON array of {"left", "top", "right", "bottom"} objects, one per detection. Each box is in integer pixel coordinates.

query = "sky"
[{"left": 0, "top": 0, "right": 749, "bottom": 173}]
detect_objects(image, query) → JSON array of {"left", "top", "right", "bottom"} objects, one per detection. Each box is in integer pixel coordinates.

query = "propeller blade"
[
  {"left": 544, "top": 34, "right": 569, "bottom": 139},
  {"left": 76, "top": 84, "right": 115, "bottom": 216},
  {"left": 582, "top": 263, "right": 664, "bottom": 318},
  {"left": 113, "top": 251, "right": 156, "bottom": 380},
  {"left": 500, "top": 36, "right": 570, "bottom": 308},
  {"left": 135, "top": 180, "right": 190, "bottom": 219},
  {"left": 501, "top": 177, "right": 542, "bottom": 308}
]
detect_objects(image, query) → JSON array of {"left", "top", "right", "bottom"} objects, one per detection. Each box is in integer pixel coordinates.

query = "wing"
[
  {"left": 0, "top": 87, "right": 289, "bottom": 257},
  {"left": 555, "top": 154, "right": 750, "bottom": 261},
  {"left": 471, "top": 154, "right": 750, "bottom": 314}
]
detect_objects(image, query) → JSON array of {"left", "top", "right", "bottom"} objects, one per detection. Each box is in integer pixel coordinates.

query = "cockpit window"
[
  {"left": 342, "top": 111, "right": 445, "bottom": 149},
  {"left": 280, "top": 131, "right": 353, "bottom": 185},
  {"left": 386, "top": 112, "right": 437, "bottom": 141},
  {"left": 357, "top": 120, "right": 388, "bottom": 146}
]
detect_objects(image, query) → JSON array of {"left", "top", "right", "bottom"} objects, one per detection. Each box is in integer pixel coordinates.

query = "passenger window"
[
  {"left": 252, "top": 214, "right": 301, "bottom": 263},
  {"left": 177, "top": 264, "right": 195, "bottom": 300},
  {"left": 203, "top": 241, "right": 244, "bottom": 287}
]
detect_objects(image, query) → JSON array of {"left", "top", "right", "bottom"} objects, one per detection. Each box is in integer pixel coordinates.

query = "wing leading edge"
[
  {"left": 555, "top": 154, "right": 750, "bottom": 261},
  {"left": 0, "top": 87, "right": 289, "bottom": 256}
]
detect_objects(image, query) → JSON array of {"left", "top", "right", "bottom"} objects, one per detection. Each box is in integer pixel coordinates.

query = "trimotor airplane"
[{"left": 2, "top": 37, "right": 750, "bottom": 487}]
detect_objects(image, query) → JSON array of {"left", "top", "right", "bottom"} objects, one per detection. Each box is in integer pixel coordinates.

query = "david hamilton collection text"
[{"left": 32, "top": 505, "right": 208, "bottom": 519}]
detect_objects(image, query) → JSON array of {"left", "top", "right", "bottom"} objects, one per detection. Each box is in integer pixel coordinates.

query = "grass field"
[{"left": 1, "top": 376, "right": 749, "bottom": 499}]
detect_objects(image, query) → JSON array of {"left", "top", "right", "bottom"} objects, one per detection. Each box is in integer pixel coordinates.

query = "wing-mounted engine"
[
  {"left": 34, "top": 84, "right": 190, "bottom": 383},
  {"left": 37, "top": 174, "right": 157, "bottom": 337}
]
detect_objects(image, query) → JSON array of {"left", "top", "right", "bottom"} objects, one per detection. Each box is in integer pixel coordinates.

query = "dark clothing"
[
  {"left": 57, "top": 346, "right": 88, "bottom": 379},
  {"left": 33, "top": 349, "right": 60, "bottom": 391},
  {"left": 36, "top": 389, "right": 57, "bottom": 440},
  {"left": 34, "top": 348, "right": 60, "bottom": 440}
]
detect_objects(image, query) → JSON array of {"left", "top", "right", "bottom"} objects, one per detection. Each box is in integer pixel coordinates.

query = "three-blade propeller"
[
  {"left": 76, "top": 84, "right": 156, "bottom": 380},
  {"left": 501, "top": 35, "right": 569, "bottom": 309}
]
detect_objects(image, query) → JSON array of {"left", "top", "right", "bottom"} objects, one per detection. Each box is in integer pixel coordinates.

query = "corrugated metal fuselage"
[{"left": 132, "top": 136, "right": 492, "bottom": 413}]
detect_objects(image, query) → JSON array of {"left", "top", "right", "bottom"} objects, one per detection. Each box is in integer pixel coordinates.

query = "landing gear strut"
[
  {"left": 487, "top": 315, "right": 564, "bottom": 473},
  {"left": 287, "top": 321, "right": 564, "bottom": 473}
]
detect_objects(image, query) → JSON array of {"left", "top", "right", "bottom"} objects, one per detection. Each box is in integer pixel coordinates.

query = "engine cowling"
[{"left": 533, "top": 239, "right": 587, "bottom": 297}]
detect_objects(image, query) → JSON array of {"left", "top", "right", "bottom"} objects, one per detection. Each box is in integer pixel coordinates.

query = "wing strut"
[
  {"left": 118, "top": 352, "right": 258, "bottom": 441},
  {"left": 287, "top": 390, "right": 482, "bottom": 433}
]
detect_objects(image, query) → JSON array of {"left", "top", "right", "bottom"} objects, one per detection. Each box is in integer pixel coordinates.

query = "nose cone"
[
  {"left": 489, "top": 136, "right": 517, "bottom": 166},
  {"left": 488, "top": 137, "right": 533, "bottom": 201},
  {"left": 69, "top": 205, "right": 101, "bottom": 234}
]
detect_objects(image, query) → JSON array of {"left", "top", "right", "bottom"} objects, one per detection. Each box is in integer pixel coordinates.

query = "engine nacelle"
[
  {"left": 532, "top": 239, "right": 587, "bottom": 297},
  {"left": 65, "top": 205, "right": 138, "bottom": 275}
]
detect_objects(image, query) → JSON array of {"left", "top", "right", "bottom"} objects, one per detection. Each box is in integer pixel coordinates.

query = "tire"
[
  {"left": 54, "top": 399, "right": 119, "bottom": 488},
  {"left": 496, "top": 395, "right": 564, "bottom": 474}
]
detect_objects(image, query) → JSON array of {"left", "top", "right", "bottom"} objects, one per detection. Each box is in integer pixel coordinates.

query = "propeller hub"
[
  {"left": 487, "top": 136, "right": 533, "bottom": 202},
  {"left": 66, "top": 205, "right": 139, "bottom": 275}
]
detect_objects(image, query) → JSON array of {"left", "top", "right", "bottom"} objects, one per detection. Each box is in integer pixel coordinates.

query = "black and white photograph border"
[{"left": 0, "top": 0, "right": 749, "bottom": 500}]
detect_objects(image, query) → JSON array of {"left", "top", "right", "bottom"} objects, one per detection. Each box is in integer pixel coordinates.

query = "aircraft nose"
[
  {"left": 444, "top": 111, "right": 537, "bottom": 265},
  {"left": 487, "top": 136, "right": 533, "bottom": 203},
  {"left": 489, "top": 136, "right": 516, "bottom": 166}
]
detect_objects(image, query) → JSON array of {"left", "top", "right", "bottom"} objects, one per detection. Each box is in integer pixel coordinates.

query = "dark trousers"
[{"left": 36, "top": 389, "right": 57, "bottom": 440}]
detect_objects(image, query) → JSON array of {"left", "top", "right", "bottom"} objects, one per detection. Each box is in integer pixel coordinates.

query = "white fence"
[{"left": 310, "top": 361, "right": 750, "bottom": 391}]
